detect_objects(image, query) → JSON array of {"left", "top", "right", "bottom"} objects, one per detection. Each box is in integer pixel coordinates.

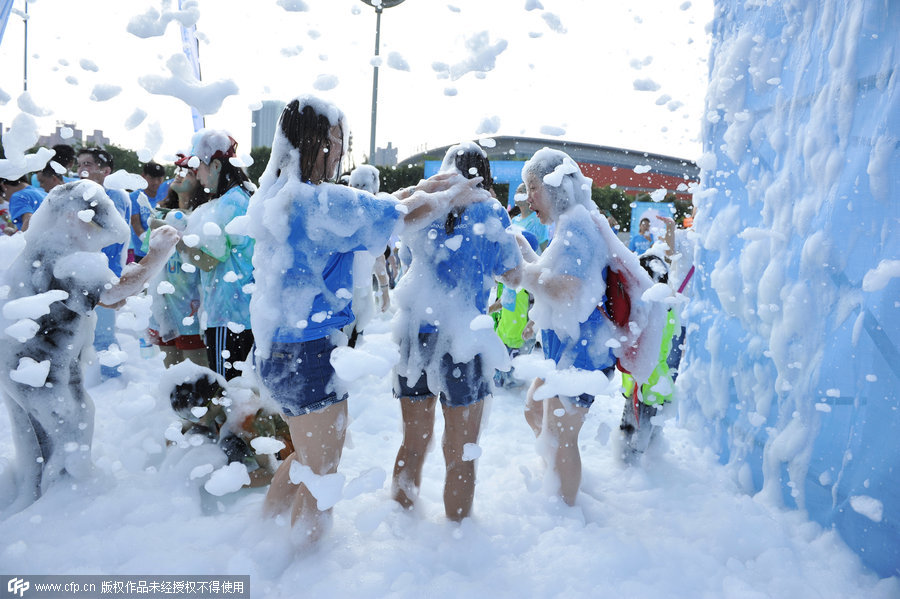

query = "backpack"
[{"left": 604, "top": 267, "right": 631, "bottom": 328}]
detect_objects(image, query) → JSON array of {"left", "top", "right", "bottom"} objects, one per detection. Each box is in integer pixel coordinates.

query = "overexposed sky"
[{"left": 0, "top": 0, "right": 712, "bottom": 165}]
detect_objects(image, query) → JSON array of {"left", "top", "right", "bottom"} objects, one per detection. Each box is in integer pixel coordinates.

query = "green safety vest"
[
  {"left": 493, "top": 283, "right": 531, "bottom": 349},
  {"left": 622, "top": 308, "right": 679, "bottom": 406}
]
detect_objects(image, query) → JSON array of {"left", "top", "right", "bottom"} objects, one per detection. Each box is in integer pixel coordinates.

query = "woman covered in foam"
[
  {"left": 245, "top": 96, "right": 489, "bottom": 543},
  {"left": 390, "top": 142, "right": 522, "bottom": 521},
  {"left": 515, "top": 148, "right": 666, "bottom": 506}
]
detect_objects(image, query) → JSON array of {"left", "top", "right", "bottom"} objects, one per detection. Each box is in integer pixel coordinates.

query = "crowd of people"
[{"left": 0, "top": 95, "right": 697, "bottom": 545}]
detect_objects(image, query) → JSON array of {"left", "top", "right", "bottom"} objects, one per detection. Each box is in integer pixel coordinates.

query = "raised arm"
[
  {"left": 100, "top": 225, "right": 180, "bottom": 308},
  {"left": 392, "top": 172, "right": 491, "bottom": 232}
]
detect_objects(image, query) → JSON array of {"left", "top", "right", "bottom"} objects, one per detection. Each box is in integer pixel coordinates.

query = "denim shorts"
[
  {"left": 256, "top": 337, "right": 348, "bottom": 417},
  {"left": 395, "top": 332, "right": 490, "bottom": 408}
]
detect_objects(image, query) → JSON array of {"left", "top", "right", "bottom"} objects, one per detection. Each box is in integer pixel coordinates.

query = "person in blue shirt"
[
  {"left": 511, "top": 182, "right": 550, "bottom": 252},
  {"left": 629, "top": 216, "right": 654, "bottom": 254},
  {"left": 76, "top": 148, "right": 134, "bottom": 380},
  {"left": 30, "top": 144, "right": 77, "bottom": 190},
  {"left": 129, "top": 162, "right": 171, "bottom": 263},
  {"left": 3, "top": 176, "right": 46, "bottom": 232},
  {"left": 390, "top": 142, "right": 522, "bottom": 521},
  {"left": 249, "top": 96, "right": 487, "bottom": 542},
  {"left": 35, "top": 163, "right": 64, "bottom": 193}
]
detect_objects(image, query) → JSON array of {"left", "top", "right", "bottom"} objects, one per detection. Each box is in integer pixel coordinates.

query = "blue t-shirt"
[
  {"left": 271, "top": 184, "right": 401, "bottom": 343},
  {"left": 406, "top": 201, "right": 521, "bottom": 333},
  {"left": 129, "top": 190, "right": 154, "bottom": 258},
  {"left": 149, "top": 179, "right": 172, "bottom": 207},
  {"left": 8, "top": 186, "right": 47, "bottom": 228},
  {"left": 629, "top": 232, "right": 654, "bottom": 254},
  {"left": 511, "top": 211, "right": 550, "bottom": 251},
  {"left": 100, "top": 188, "right": 132, "bottom": 277}
]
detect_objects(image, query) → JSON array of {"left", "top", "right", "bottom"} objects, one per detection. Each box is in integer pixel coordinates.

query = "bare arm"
[
  {"left": 392, "top": 173, "right": 491, "bottom": 232},
  {"left": 374, "top": 254, "right": 391, "bottom": 312},
  {"left": 130, "top": 212, "right": 146, "bottom": 237},
  {"left": 507, "top": 261, "right": 581, "bottom": 306},
  {"left": 99, "top": 226, "right": 179, "bottom": 307},
  {"left": 497, "top": 259, "right": 581, "bottom": 308},
  {"left": 496, "top": 231, "right": 538, "bottom": 290},
  {"left": 20, "top": 212, "right": 32, "bottom": 232}
]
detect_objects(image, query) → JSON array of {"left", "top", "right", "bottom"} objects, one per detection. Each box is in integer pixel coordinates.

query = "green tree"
[
  {"left": 377, "top": 164, "right": 425, "bottom": 194},
  {"left": 591, "top": 185, "right": 632, "bottom": 231},
  {"left": 248, "top": 146, "right": 271, "bottom": 186},
  {"left": 102, "top": 144, "right": 142, "bottom": 174}
]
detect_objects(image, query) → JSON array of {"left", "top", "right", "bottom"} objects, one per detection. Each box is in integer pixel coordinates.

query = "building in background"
[
  {"left": 403, "top": 135, "right": 698, "bottom": 207},
  {"left": 251, "top": 101, "right": 286, "bottom": 148},
  {"left": 0, "top": 122, "right": 109, "bottom": 150},
  {"left": 372, "top": 141, "right": 398, "bottom": 167}
]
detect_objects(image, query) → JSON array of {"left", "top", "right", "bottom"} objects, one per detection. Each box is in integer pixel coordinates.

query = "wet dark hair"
[
  {"left": 77, "top": 147, "right": 114, "bottom": 170},
  {"left": 143, "top": 161, "right": 165, "bottom": 178},
  {"left": 445, "top": 145, "right": 493, "bottom": 235},
  {"left": 639, "top": 254, "right": 669, "bottom": 285},
  {"left": 1, "top": 175, "right": 28, "bottom": 185},
  {"left": 212, "top": 158, "right": 251, "bottom": 198},
  {"left": 455, "top": 147, "right": 493, "bottom": 190},
  {"left": 38, "top": 163, "right": 63, "bottom": 180},
  {"left": 279, "top": 99, "right": 342, "bottom": 183},
  {"left": 52, "top": 144, "right": 76, "bottom": 169}
]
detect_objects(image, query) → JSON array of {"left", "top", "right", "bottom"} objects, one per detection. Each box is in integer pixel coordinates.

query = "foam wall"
[{"left": 680, "top": 0, "right": 899, "bottom": 577}]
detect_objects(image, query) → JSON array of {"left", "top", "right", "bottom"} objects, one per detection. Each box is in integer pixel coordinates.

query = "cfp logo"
[{"left": 7, "top": 578, "right": 29, "bottom": 597}]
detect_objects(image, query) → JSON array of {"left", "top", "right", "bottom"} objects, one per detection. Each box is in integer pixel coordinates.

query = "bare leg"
[
  {"left": 262, "top": 401, "right": 348, "bottom": 543},
  {"left": 543, "top": 395, "right": 588, "bottom": 506},
  {"left": 263, "top": 453, "right": 297, "bottom": 517},
  {"left": 1, "top": 395, "right": 43, "bottom": 511},
  {"left": 442, "top": 400, "right": 484, "bottom": 521},
  {"left": 524, "top": 378, "right": 544, "bottom": 437},
  {"left": 392, "top": 396, "right": 437, "bottom": 509}
]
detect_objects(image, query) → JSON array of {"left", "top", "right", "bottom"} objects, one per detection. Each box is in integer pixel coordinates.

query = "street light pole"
[
  {"left": 360, "top": 1, "right": 406, "bottom": 164},
  {"left": 23, "top": 1, "right": 28, "bottom": 91},
  {"left": 369, "top": 4, "right": 382, "bottom": 162}
]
